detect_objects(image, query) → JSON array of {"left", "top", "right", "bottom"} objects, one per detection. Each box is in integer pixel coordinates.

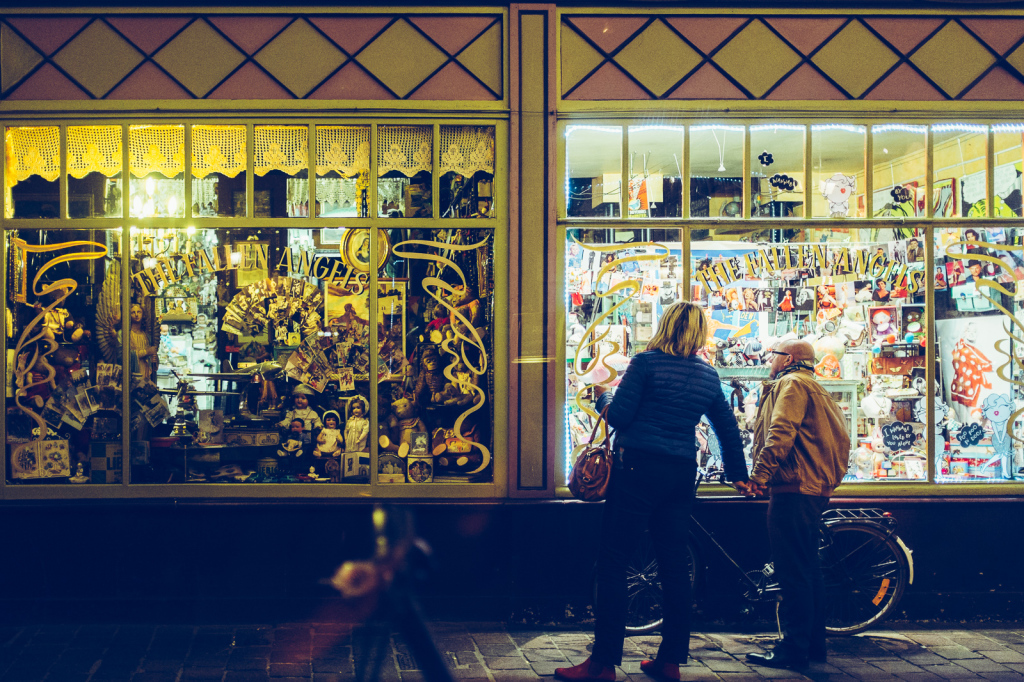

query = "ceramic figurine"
[
  {"left": 69, "top": 462, "right": 89, "bottom": 484},
  {"left": 314, "top": 410, "right": 343, "bottom": 458},
  {"left": 277, "top": 385, "right": 322, "bottom": 444},
  {"left": 344, "top": 397, "right": 370, "bottom": 452}
]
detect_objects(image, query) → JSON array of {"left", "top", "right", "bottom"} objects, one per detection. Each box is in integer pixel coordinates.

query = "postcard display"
[
  {"left": 6, "top": 227, "right": 494, "bottom": 486},
  {"left": 566, "top": 229, "right": 1024, "bottom": 485}
]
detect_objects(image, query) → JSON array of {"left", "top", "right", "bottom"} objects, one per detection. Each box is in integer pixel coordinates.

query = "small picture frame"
[
  {"left": 378, "top": 453, "right": 406, "bottom": 483},
  {"left": 407, "top": 455, "right": 434, "bottom": 483},
  {"left": 410, "top": 431, "right": 429, "bottom": 456}
]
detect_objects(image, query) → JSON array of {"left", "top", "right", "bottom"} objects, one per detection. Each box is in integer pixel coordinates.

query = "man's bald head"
[{"left": 776, "top": 339, "right": 815, "bottom": 364}]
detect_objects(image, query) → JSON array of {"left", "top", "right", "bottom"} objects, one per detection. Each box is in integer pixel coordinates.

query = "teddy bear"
[
  {"left": 376, "top": 391, "right": 402, "bottom": 454},
  {"left": 387, "top": 394, "right": 425, "bottom": 458},
  {"left": 445, "top": 285, "right": 486, "bottom": 339},
  {"left": 431, "top": 418, "right": 484, "bottom": 473},
  {"left": 415, "top": 345, "right": 449, "bottom": 405}
]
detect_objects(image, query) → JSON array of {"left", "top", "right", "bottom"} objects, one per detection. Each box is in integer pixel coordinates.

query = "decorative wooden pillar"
[{"left": 508, "top": 3, "right": 557, "bottom": 497}]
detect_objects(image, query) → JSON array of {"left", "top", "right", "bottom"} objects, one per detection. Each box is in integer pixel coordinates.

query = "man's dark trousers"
[{"left": 768, "top": 492, "right": 830, "bottom": 659}]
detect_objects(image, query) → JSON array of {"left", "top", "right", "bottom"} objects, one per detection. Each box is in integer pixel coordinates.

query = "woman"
[
  {"left": 556, "top": 303, "right": 751, "bottom": 682},
  {"left": 872, "top": 279, "right": 890, "bottom": 302}
]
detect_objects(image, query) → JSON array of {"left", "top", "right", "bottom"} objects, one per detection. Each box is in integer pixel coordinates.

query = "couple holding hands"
[{"left": 558, "top": 303, "right": 850, "bottom": 682}]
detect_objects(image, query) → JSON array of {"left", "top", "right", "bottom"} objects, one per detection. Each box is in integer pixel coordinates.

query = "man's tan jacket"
[{"left": 750, "top": 367, "right": 851, "bottom": 497}]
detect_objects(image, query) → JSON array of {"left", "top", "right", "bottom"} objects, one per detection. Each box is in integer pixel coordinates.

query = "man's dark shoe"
[{"left": 746, "top": 650, "right": 809, "bottom": 670}]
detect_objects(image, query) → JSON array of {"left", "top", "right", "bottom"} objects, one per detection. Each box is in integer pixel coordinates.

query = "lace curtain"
[
  {"left": 6, "top": 127, "right": 60, "bottom": 183},
  {"left": 192, "top": 125, "right": 246, "bottom": 179},
  {"left": 439, "top": 126, "right": 495, "bottom": 177},
  {"left": 254, "top": 126, "right": 308, "bottom": 176},
  {"left": 316, "top": 126, "right": 369, "bottom": 177},
  {"left": 129, "top": 125, "right": 184, "bottom": 178},
  {"left": 67, "top": 126, "right": 121, "bottom": 179},
  {"left": 377, "top": 126, "right": 432, "bottom": 178}
]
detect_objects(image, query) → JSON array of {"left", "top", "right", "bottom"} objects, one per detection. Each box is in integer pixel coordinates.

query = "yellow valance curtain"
[
  {"left": 192, "top": 125, "right": 246, "bottom": 179},
  {"left": 254, "top": 126, "right": 308, "bottom": 176},
  {"left": 129, "top": 125, "right": 184, "bottom": 178},
  {"left": 6, "top": 127, "right": 61, "bottom": 183},
  {"left": 440, "top": 126, "right": 495, "bottom": 177},
  {"left": 315, "top": 126, "right": 369, "bottom": 177},
  {"left": 68, "top": 126, "right": 122, "bottom": 179},
  {"left": 377, "top": 126, "right": 432, "bottom": 178}
]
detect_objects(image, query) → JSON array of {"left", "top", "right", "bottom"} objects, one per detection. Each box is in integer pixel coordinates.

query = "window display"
[
  {"left": 750, "top": 125, "right": 804, "bottom": 219},
  {"left": 315, "top": 126, "right": 369, "bottom": 218},
  {"left": 439, "top": 126, "right": 495, "bottom": 219},
  {"left": 378, "top": 126, "right": 433, "bottom": 218},
  {"left": 129, "top": 125, "right": 185, "bottom": 218},
  {"left": 565, "top": 125, "right": 622, "bottom": 218},
  {"left": 67, "top": 126, "right": 123, "bottom": 219},
  {"left": 690, "top": 125, "right": 744, "bottom": 219},
  {"left": 191, "top": 125, "right": 247, "bottom": 218},
  {"left": 5, "top": 229, "right": 122, "bottom": 483},
  {"left": 254, "top": 126, "right": 308, "bottom": 218},
  {"left": 932, "top": 124, "right": 987, "bottom": 219},
  {"left": 5, "top": 126, "right": 60, "bottom": 219}
]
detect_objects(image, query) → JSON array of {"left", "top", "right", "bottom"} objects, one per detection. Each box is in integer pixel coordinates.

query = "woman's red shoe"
[
  {"left": 640, "top": 659, "right": 681, "bottom": 681},
  {"left": 554, "top": 657, "right": 616, "bottom": 681}
]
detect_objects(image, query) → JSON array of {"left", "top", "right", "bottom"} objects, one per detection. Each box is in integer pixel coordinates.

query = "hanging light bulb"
[{"left": 167, "top": 195, "right": 178, "bottom": 216}]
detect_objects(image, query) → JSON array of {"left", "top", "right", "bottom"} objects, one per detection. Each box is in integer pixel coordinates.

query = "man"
[
  {"left": 964, "top": 259, "right": 984, "bottom": 284},
  {"left": 746, "top": 340, "right": 850, "bottom": 670},
  {"left": 906, "top": 238, "right": 922, "bottom": 262}
]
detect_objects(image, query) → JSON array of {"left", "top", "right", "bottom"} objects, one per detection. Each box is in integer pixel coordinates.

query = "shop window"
[
  {"left": 690, "top": 227, "right": 930, "bottom": 482},
  {"left": 68, "top": 126, "right": 122, "bottom": 219},
  {"left": 192, "top": 125, "right": 247, "bottom": 218},
  {"left": 933, "top": 227, "right": 1024, "bottom": 483},
  {"left": 627, "top": 126, "right": 683, "bottom": 218},
  {"left": 254, "top": 126, "right": 309, "bottom": 218},
  {"left": 5, "top": 229, "right": 121, "bottom": 484},
  {"left": 5, "top": 126, "right": 60, "bottom": 219},
  {"left": 384, "top": 228, "right": 494, "bottom": 483},
  {"left": 439, "top": 126, "right": 495, "bottom": 219},
  {"left": 378, "top": 125, "right": 433, "bottom": 219},
  {"left": 810, "top": 124, "right": 865, "bottom": 219},
  {"left": 992, "top": 124, "right": 1024, "bottom": 218},
  {"left": 871, "top": 125, "right": 926, "bottom": 219},
  {"left": 315, "top": 125, "right": 369, "bottom": 218},
  {"left": 750, "top": 125, "right": 804, "bottom": 219},
  {"left": 932, "top": 124, "right": 988, "bottom": 219},
  {"left": 690, "top": 125, "right": 744, "bottom": 219},
  {"left": 565, "top": 125, "right": 621, "bottom": 218},
  {"left": 564, "top": 227, "right": 683, "bottom": 476},
  {"left": 129, "top": 125, "right": 184, "bottom": 218}
]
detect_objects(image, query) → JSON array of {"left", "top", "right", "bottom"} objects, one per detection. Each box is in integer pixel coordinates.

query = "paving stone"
[
  {"left": 132, "top": 673, "right": 180, "bottom": 682},
  {"left": 873, "top": 660, "right": 929, "bottom": 673},
  {"left": 484, "top": 656, "right": 532, "bottom": 670},
  {"left": 918, "top": 664, "right": 986, "bottom": 679},
  {"left": 478, "top": 643, "right": 519, "bottom": 657},
  {"left": 523, "top": 649, "right": 568, "bottom": 663},
  {"left": 270, "top": 661, "right": 313, "bottom": 677},
  {"left": 529, "top": 661, "right": 564, "bottom": 675},
  {"left": 311, "top": 658, "right": 353, "bottom": 673},
  {"left": 181, "top": 667, "right": 226, "bottom": 680},
  {"left": 702, "top": 657, "right": 754, "bottom": 673},
  {"left": 978, "top": 674, "right": 1024, "bottom": 682},
  {"left": 224, "top": 672, "right": 272, "bottom": 682},
  {"left": 949, "top": 638, "right": 1005, "bottom": 651},
  {"left": 930, "top": 646, "right": 986, "bottom": 660},
  {"left": 901, "top": 652, "right": 949, "bottom": 665},
  {"left": 489, "top": 671, "right": 542, "bottom": 681},
  {"left": 892, "top": 673, "right": 947, "bottom": 682},
  {"left": 980, "top": 649, "right": 1024, "bottom": 663},
  {"left": 953, "top": 659, "right": 1011, "bottom": 673}
]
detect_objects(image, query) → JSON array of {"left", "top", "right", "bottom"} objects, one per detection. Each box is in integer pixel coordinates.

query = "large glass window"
[
  {"left": 750, "top": 125, "right": 804, "bottom": 219},
  {"left": 5, "top": 229, "right": 122, "bottom": 484},
  {"left": 690, "top": 125, "right": 744, "bottom": 219},
  {"left": 378, "top": 125, "right": 433, "bottom": 219},
  {"left": 872, "top": 125, "right": 926, "bottom": 219},
  {"left": 933, "top": 124, "right": 988, "bottom": 219},
  {"left": 68, "top": 126, "right": 123, "bottom": 219},
  {"left": 811, "top": 124, "right": 865, "bottom": 219},
  {"left": 129, "top": 125, "right": 185, "bottom": 219},
  {"left": 5, "top": 126, "right": 60, "bottom": 219},
  {"left": 565, "top": 125, "right": 622, "bottom": 218},
  {"left": 192, "top": 125, "right": 247, "bottom": 218}
]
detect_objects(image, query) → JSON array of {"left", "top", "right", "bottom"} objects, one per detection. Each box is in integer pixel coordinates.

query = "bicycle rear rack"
[{"left": 822, "top": 507, "right": 898, "bottom": 532}]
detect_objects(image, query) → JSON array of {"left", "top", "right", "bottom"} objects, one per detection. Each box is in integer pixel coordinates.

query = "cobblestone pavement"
[{"left": 3, "top": 623, "right": 1024, "bottom": 681}]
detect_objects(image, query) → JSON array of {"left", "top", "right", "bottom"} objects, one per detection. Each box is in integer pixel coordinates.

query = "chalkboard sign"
[
  {"left": 957, "top": 422, "right": 985, "bottom": 448},
  {"left": 882, "top": 422, "right": 917, "bottom": 451}
]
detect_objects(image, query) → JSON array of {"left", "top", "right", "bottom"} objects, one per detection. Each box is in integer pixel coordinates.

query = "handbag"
[{"left": 568, "top": 407, "right": 615, "bottom": 501}]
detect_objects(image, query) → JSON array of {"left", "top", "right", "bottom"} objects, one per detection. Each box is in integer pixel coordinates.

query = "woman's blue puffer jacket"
[{"left": 595, "top": 349, "right": 748, "bottom": 483}]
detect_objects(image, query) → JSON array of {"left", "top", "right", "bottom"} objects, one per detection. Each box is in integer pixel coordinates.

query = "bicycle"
[{"left": 617, "top": 467, "right": 914, "bottom": 636}]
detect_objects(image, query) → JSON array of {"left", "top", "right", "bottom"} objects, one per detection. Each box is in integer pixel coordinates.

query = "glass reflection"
[
  {"left": 690, "top": 125, "right": 744, "bottom": 219},
  {"left": 566, "top": 126, "right": 622, "bottom": 218},
  {"left": 811, "top": 124, "right": 865, "bottom": 218},
  {"left": 872, "top": 125, "right": 926, "bottom": 218},
  {"left": 750, "top": 125, "right": 804, "bottom": 219},
  {"left": 627, "top": 126, "right": 683, "bottom": 218},
  {"left": 932, "top": 124, "right": 987, "bottom": 219}
]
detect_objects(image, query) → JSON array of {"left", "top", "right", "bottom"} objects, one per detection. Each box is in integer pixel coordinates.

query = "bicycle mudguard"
[{"left": 895, "top": 535, "right": 915, "bottom": 585}]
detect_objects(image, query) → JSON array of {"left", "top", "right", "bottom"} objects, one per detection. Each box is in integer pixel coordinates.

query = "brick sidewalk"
[{"left": 3, "top": 623, "right": 1024, "bottom": 681}]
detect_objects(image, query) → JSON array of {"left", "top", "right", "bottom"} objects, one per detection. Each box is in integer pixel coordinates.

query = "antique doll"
[
  {"left": 277, "top": 385, "right": 322, "bottom": 444},
  {"left": 314, "top": 410, "right": 343, "bottom": 458},
  {"left": 345, "top": 397, "right": 370, "bottom": 452},
  {"left": 277, "top": 418, "right": 306, "bottom": 473}
]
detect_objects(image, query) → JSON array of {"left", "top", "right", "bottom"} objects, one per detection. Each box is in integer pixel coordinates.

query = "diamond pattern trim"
[
  {"left": 153, "top": 19, "right": 245, "bottom": 98},
  {"left": 5, "top": 63, "right": 89, "bottom": 100},
  {"left": 560, "top": 23, "right": 605, "bottom": 96},
  {"left": 1003, "top": 41, "right": 1024, "bottom": 78},
  {"left": 712, "top": 20, "right": 801, "bottom": 98},
  {"left": 566, "top": 16, "right": 648, "bottom": 54},
  {"left": 962, "top": 66, "right": 1024, "bottom": 100},
  {"left": 765, "top": 18, "right": 845, "bottom": 56},
  {"left": 456, "top": 22, "right": 502, "bottom": 96},
  {"left": 1, "top": 23, "right": 43, "bottom": 94},
  {"left": 666, "top": 63, "right": 745, "bottom": 99},
  {"left": 308, "top": 61, "right": 393, "bottom": 100},
  {"left": 864, "top": 63, "right": 944, "bottom": 100},
  {"left": 6, "top": 17, "right": 89, "bottom": 56},
  {"left": 208, "top": 16, "right": 291, "bottom": 55},
  {"left": 864, "top": 18, "right": 944, "bottom": 55},
  {"left": 812, "top": 20, "right": 898, "bottom": 98},
  {"left": 356, "top": 19, "right": 447, "bottom": 98},
  {"left": 961, "top": 18, "right": 1024, "bottom": 56},
  {"left": 106, "top": 17, "right": 190, "bottom": 56},
  {"left": 664, "top": 17, "right": 747, "bottom": 55},
  {"left": 767, "top": 63, "right": 846, "bottom": 100},
  {"left": 410, "top": 16, "right": 496, "bottom": 55},
  {"left": 52, "top": 20, "right": 143, "bottom": 98},
  {"left": 911, "top": 21, "right": 995, "bottom": 97},
  {"left": 614, "top": 20, "right": 702, "bottom": 97},
  {"left": 254, "top": 19, "right": 346, "bottom": 98}
]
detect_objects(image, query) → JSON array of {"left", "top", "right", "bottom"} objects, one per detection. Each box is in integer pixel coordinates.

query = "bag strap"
[{"left": 588, "top": 405, "right": 612, "bottom": 445}]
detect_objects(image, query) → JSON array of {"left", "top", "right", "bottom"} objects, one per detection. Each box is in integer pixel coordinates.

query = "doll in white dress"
[
  {"left": 314, "top": 410, "right": 343, "bottom": 458},
  {"left": 345, "top": 397, "right": 370, "bottom": 452}
]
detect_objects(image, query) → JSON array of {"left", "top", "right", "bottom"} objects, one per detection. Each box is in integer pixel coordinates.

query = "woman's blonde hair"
[{"left": 647, "top": 302, "right": 708, "bottom": 356}]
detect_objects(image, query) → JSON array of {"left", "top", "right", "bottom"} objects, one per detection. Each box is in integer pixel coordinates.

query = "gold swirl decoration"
[
  {"left": 569, "top": 239, "right": 670, "bottom": 444},
  {"left": 9, "top": 239, "right": 108, "bottom": 458},
  {"left": 946, "top": 239, "right": 1024, "bottom": 450},
  {"left": 391, "top": 236, "right": 491, "bottom": 474}
]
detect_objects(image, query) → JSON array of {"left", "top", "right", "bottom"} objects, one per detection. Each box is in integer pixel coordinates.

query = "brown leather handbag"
[{"left": 568, "top": 407, "right": 615, "bottom": 501}]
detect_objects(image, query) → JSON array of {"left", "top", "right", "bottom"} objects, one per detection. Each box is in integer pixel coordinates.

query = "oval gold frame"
[{"left": 340, "top": 228, "right": 391, "bottom": 273}]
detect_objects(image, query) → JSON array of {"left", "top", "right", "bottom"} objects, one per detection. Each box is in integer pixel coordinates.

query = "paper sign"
[
  {"left": 957, "top": 422, "right": 986, "bottom": 448},
  {"left": 882, "top": 422, "right": 917, "bottom": 451}
]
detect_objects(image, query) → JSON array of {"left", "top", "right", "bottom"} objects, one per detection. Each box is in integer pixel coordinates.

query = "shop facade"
[{"left": 2, "top": 5, "right": 1024, "bottom": 619}]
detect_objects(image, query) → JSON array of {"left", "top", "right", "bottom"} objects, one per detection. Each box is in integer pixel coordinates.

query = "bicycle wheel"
[
  {"left": 820, "top": 524, "right": 909, "bottom": 634},
  {"left": 618, "top": 532, "right": 699, "bottom": 635}
]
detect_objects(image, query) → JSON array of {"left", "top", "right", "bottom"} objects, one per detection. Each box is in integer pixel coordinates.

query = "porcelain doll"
[
  {"left": 277, "top": 385, "right": 322, "bottom": 444},
  {"left": 345, "top": 397, "right": 370, "bottom": 452},
  {"left": 314, "top": 410, "right": 343, "bottom": 458}
]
